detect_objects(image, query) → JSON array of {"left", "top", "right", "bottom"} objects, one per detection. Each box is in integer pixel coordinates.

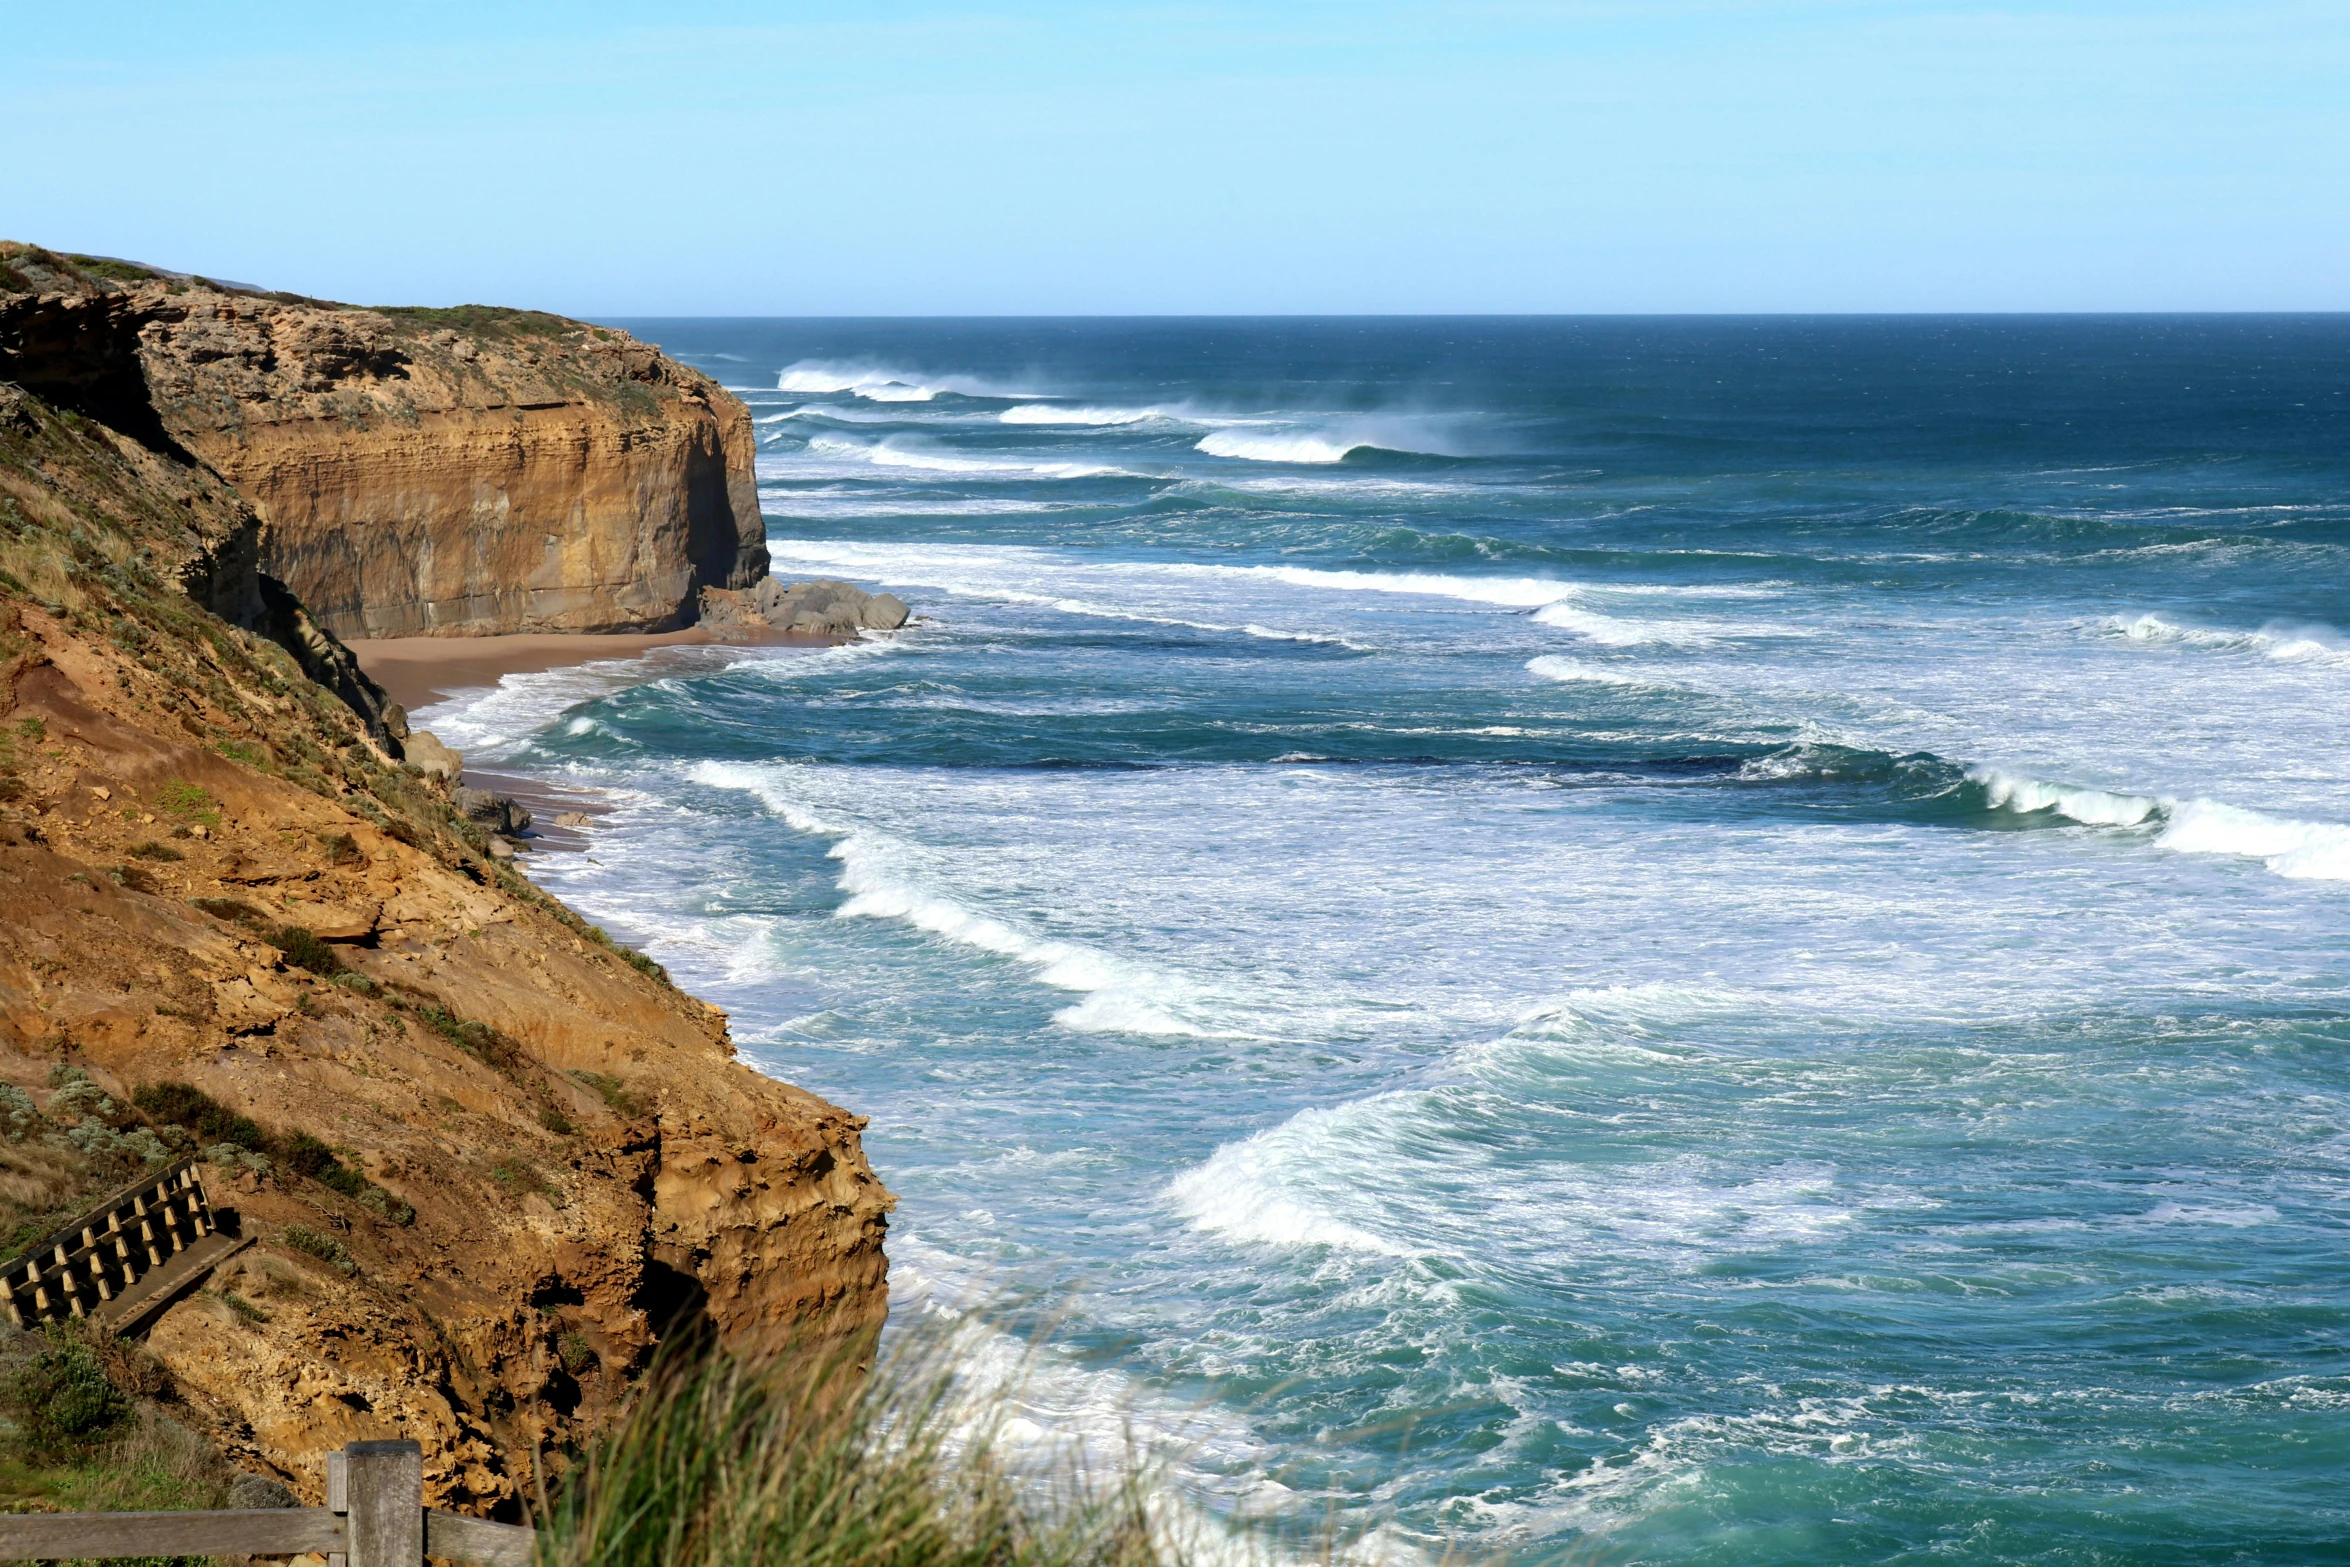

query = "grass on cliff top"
[
  {"left": 376, "top": 303, "right": 580, "bottom": 340},
  {"left": 535, "top": 1319, "right": 1274, "bottom": 1567}
]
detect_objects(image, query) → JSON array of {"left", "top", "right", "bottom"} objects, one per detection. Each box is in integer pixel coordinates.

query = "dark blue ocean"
[{"left": 421, "top": 318, "right": 2350, "bottom": 1564}]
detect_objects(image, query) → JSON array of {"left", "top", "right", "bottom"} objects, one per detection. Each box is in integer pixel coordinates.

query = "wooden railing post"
[
  {"left": 345, "top": 1440, "right": 423, "bottom": 1567},
  {"left": 327, "top": 1448, "right": 350, "bottom": 1567}
]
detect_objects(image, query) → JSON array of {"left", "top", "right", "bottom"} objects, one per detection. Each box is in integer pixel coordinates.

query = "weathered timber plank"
[
  {"left": 347, "top": 1439, "right": 425, "bottom": 1567},
  {"left": 425, "top": 1509, "right": 538, "bottom": 1567},
  {"left": 0, "top": 1506, "right": 345, "bottom": 1559}
]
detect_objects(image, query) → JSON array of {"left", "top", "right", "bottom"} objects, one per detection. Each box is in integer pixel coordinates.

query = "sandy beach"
[
  {"left": 350, "top": 627, "right": 827, "bottom": 713},
  {"left": 352, "top": 629, "right": 837, "bottom": 856}
]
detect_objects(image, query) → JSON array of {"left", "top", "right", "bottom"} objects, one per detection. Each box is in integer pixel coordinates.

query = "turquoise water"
[{"left": 422, "top": 319, "right": 2350, "bottom": 1564}]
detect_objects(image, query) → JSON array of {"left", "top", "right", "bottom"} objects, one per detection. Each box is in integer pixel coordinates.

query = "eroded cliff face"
[
  {"left": 0, "top": 246, "right": 766, "bottom": 639},
  {"left": 0, "top": 274, "right": 888, "bottom": 1510}
]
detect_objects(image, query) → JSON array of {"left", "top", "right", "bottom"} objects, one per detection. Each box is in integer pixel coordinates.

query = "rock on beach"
[{"left": 701, "top": 577, "right": 909, "bottom": 637}]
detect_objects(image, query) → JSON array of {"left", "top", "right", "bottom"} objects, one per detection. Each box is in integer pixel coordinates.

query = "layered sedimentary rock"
[
  {"left": 0, "top": 249, "right": 891, "bottom": 1509},
  {"left": 0, "top": 246, "right": 766, "bottom": 639}
]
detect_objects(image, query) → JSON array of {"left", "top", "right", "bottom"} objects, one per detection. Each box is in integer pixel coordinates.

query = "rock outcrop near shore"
[
  {"left": 0, "top": 246, "right": 766, "bottom": 639},
  {"left": 0, "top": 247, "right": 891, "bottom": 1509},
  {"left": 701, "top": 576, "right": 910, "bottom": 637}
]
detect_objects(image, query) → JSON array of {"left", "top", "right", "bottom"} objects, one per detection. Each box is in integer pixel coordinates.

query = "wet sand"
[
  {"left": 349, "top": 627, "right": 830, "bottom": 713},
  {"left": 351, "top": 629, "right": 834, "bottom": 858}
]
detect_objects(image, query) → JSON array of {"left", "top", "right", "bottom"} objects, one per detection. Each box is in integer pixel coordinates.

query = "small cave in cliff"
[{"left": 634, "top": 1257, "right": 713, "bottom": 1345}]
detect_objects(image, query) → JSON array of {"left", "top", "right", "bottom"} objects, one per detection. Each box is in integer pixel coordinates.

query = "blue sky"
[{"left": 5, "top": 2, "right": 2345, "bottom": 314}]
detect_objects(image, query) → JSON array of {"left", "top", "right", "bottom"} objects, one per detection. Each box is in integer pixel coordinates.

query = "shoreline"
[
  {"left": 350, "top": 625, "right": 841, "bottom": 714},
  {"left": 352, "top": 628, "right": 842, "bottom": 863}
]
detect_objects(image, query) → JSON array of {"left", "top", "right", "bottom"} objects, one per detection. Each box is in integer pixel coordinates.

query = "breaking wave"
[
  {"left": 2100, "top": 612, "right": 2350, "bottom": 668},
  {"left": 1739, "top": 748, "right": 2350, "bottom": 879},
  {"left": 777, "top": 360, "right": 1037, "bottom": 402},
  {"left": 1195, "top": 418, "right": 1467, "bottom": 465},
  {"left": 798, "top": 436, "right": 1134, "bottom": 480},
  {"left": 1000, "top": 404, "right": 1177, "bottom": 426},
  {"left": 686, "top": 761, "right": 1237, "bottom": 1034},
  {"left": 1968, "top": 768, "right": 2162, "bottom": 827},
  {"left": 1525, "top": 655, "right": 1668, "bottom": 688}
]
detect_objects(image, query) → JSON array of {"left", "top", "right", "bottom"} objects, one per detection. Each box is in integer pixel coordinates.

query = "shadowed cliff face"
[
  {"left": 0, "top": 250, "right": 887, "bottom": 1508},
  {"left": 0, "top": 247, "right": 768, "bottom": 639}
]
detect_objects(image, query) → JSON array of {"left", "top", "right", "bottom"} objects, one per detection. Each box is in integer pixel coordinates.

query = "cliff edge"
[
  {"left": 0, "top": 246, "right": 890, "bottom": 1511},
  {"left": 0, "top": 246, "right": 766, "bottom": 639}
]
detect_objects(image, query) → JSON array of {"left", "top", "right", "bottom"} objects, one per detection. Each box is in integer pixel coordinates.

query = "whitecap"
[
  {"left": 1969, "top": 767, "right": 2162, "bottom": 827},
  {"left": 1165, "top": 1107, "right": 1414, "bottom": 1256},
  {"left": 799, "top": 436, "right": 1134, "bottom": 481},
  {"left": 1196, "top": 431, "right": 1371, "bottom": 464},
  {"left": 1524, "top": 655, "right": 1665, "bottom": 689},
  {"left": 777, "top": 359, "right": 1038, "bottom": 402},
  {"left": 686, "top": 761, "right": 1235, "bottom": 1034},
  {"left": 2100, "top": 611, "right": 2350, "bottom": 668},
  {"left": 999, "top": 404, "right": 1173, "bottom": 426},
  {"left": 1195, "top": 416, "right": 1466, "bottom": 465},
  {"left": 2156, "top": 798, "right": 2350, "bottom": 880}
]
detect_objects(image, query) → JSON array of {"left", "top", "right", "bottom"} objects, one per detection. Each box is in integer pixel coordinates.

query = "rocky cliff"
[
  {"left": 0, "top": 247, "right": 890, "bottom": 1511},
  {"left": 0, "top": 245, "right": 766, "bottom": 639}
]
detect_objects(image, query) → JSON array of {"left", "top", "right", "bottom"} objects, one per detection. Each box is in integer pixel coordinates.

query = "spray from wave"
[
  {"left": 777, "top": 360, "right": 1039, "bottom": 402},
  {"left": 999, "top": 404, "right": 1177, "bottom": 427},
  {"left": 1194, "top": 414, "right": 1472, "bottom": 465}
]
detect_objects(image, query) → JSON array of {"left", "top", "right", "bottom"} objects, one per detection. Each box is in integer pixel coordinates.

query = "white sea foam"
[
  {"left": 1234, "top": 564, "right": 1577, "bottom": 607},
  {"left": 777, "top": 359, "right": 1039, "bottom": 402},
  {"left": 1196, "top": 431, "right": 1370, "bottom": 464},
  {"left": 1530, "top": 600, "right": 1701, "bottom": 646},
  {"left": 1969, "top": 767, "right": 2162, "bottom": 827},
  {"left": 2101, "top": 612, "right": 2350, "bottom": 667},
  {"left": 999, "top": 403, "right": 1173, "bottom": 426},
  {"left": 1966, "top": 767, "right": 2350, "bottom": 879},
  {"left": 687, "top": 761, "right": 1234, "bottom": 1034},
  {"left": 2156, "top": 799, "right": 2350, "bottom": 880},
  {"left": 1165, "top": 1106, "right": 1415, "bottom": 1256},
  {"left": 1196, "top": 416, "right": 1466, "bottom": 465},
  {"left": 1524, "top": 655, "right": 1661, "bottom": 688},
  {"left": 800, "top": 436, "right": 1132, "bottom": 480}
]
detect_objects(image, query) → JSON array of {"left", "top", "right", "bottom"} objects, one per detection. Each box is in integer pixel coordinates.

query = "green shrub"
[
  {"left": 570, "top": 1071, "right": 645, "bottom": 1119},
  {"left": 539, "top": 1106, "right": 576, "bottom": 1136},
  {"left": 188, "top": 896, "right": 263, "bottom": 926},
  {"left": 155, "top": 779, "right": 218, "bottom": 829},
  {"left": 270, "top": 925, "right": 341, "bottom": 977},
  {"left": 2, "top": 1328, "right": 129, "bottom": 1460},
  {"left": 416, "top": 1007, "right": 525, "bottom": 1072},
  {"left": 67, "top": 256, "right": 155, "bottom": 283},
  {"left": 126, "top": 840, "right": 184, "bottom": 862},
  {"left": 279, "top": 1226, "right": 356, "bottom": 1275},
  {"left": 133, "top": 1081, "right": 266, "bottom": 1151}
]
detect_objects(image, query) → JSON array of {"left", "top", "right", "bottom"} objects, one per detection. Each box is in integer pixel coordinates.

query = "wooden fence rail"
[{"left": 0, "top": 1440, "right": 535, "bottom": 1566}]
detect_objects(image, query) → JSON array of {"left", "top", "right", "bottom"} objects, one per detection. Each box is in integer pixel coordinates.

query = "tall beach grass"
[{"left": 533, "top": 1320, "right": 1180, "bottom": 1567}]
